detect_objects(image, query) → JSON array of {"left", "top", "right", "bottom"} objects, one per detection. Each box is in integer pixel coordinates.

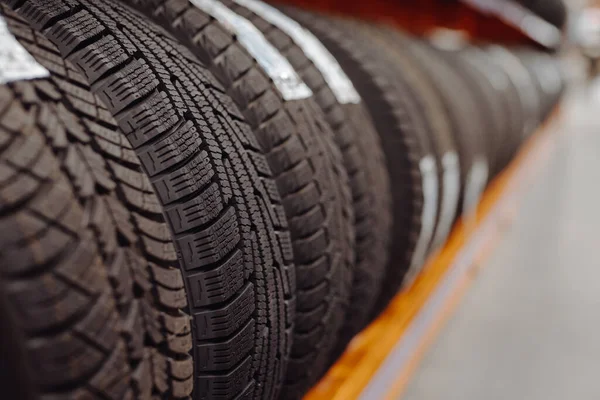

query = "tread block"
[
  {"left": 114, "top": 91, "right": 179, "bottom": 147},
  {"left": 148, "top": 263, "right": 184, "bottom": 290},
  {"left": 195, "top": 319, "right": 255, "bottom": 372},
  {"left": 153, "top": 149, "right": 214, "bottom": 205},
  {"left": 70, "top": 34, "right": 131, "bottom": 84},
  {"left": 177, "top": 206, "right": 240, "bottom": 270},
  {"left": 137, "top": 120, "right": 201, "bottom": 176},
  {"left": 46, "top": 9, "right": 106, "bottom": 56},
  {"left": 187, "top": 249, "right": 244, "bottom": 307},
  {"left": 195, "top": 356, "right": 253, "bottom": 400},
  {"left": 94, "top": 58, "right": 158, "bottom": 114},
  {"left": 193, "top": 282, "right": 254, "bottom": 340},
  {"left": 165, "top": 182, "right": 223, "bottom": 234}
]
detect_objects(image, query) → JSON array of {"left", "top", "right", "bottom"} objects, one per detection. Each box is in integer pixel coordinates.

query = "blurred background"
[{"left": 403, "top": 1, "right": 600, "bottom": 399}]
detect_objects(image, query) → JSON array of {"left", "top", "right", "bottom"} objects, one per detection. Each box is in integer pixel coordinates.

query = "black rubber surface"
[
  {"left": 227, "top": 0, "right": 393, "bottom": 357},
  {"left": 4, "top": 1, "right": 297, "bottom": 399},
  {"left": 119, "top": 1, "right": 355, "bottom": 398},
  {"left": 285, "top": 8, "right": 429, "bottom": 321}
]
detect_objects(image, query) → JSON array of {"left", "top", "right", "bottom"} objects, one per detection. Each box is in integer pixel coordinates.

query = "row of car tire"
[{"left": 0, "top": 1, "right": 564, "bottom": 399}]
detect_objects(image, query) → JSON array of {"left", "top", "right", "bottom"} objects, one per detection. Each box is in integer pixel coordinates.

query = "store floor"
[{"left": 402, "top": 82, "right": 600, "bottom": 400}]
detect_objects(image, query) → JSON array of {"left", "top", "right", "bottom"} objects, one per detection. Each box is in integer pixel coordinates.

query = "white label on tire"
[
  {"left": 190, "top": 0, "right": 312, "bottom": 100},
  {"left": 233, "top": 0, "right": 361, "bottom": 104},
  {"left": 0, "top": 16, "right": 49, "bottom": 84},
  {"left": 405, "top": 155, "right": 438, "bottom": 286},
  {"left": 463, "top": 156, "right": 489, "bottom": 228},
  {"left": 431, "top": 152, "right": 460, "bottom": 250}
]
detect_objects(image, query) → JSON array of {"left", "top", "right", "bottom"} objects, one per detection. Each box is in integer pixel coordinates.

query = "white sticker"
[
  {"left": 488, "top": 46, "right": 540, "bottom": 138},
  {"left": 431, "top": 152, "right": 460, "bottom": 250},
  {"left": 233, "top": 0, "right": 360, "bottom": 104},
  {"left": 0, "top": 16, "right": 49, "bottom": 84},
  {"left": 404, "top": 155, "right": 439, "bottom": 286},
  {"left": 190, "top": 0, "right": 312, "bottom": 100},
  {"left": 463, "top": 156, "right": 489, "bottom": 231}
]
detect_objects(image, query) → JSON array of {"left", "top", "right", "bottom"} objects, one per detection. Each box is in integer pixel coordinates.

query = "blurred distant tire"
[
  {"left": 487, "top": 45, "right": 543, "bottom": 142},
  {"left": 367, "top": 25, "right": 461, "bottom": 258},
  {"left": 458, "top": 48, "right": 524, "bottom": 174},
  {"left": 536, "top": 53, "right": 566, "bottom": 112},
  {"left": 428, "top": 47, "right": 504, "bottom": 180},
  {"left": 284, "top": 8, "right": 430, "bottom": 320},
  {"left": 514, "top": 49, "right": 564, "bottom": 120},
  {"left": 348, "top": 23, "right": 440, "bottom": 292},
  {"left": 395, "top": 35, "right": 489, "bottom": 221}
]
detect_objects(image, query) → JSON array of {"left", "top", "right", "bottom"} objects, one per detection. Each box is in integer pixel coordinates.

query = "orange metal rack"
[{"left": 304, "top": 109, "right": 562, "bottom": 400}]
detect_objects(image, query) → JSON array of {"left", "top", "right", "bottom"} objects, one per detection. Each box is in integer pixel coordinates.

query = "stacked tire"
[{"left": 0, "top": 1, "right": 564, "bottom": 399}]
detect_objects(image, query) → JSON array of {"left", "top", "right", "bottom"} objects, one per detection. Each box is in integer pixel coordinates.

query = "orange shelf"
[{"left": 304, "top": 110, "right": 561, "bottom": 400}]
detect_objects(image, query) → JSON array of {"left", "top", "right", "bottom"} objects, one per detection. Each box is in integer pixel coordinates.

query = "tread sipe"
[
  {"left": 5, "top": 1, "right": 296, "bottom": 399},
  {"left": 226, "top": 0, "right": 393, "bottom": 358},
  {"left": 118, "top": 0, "right": 355, "bottom": 398}
]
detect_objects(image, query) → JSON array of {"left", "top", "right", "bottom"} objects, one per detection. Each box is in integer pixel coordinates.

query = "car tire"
[{"left": 5, "top": 2, "right": 297, "bottom": 399}]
